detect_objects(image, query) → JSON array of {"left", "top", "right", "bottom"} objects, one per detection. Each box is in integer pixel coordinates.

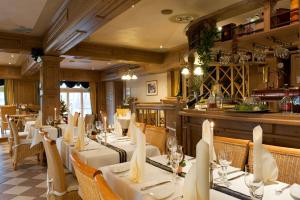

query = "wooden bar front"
[{"left": 177, "top": 109, "right": 300, "bottom": 156}]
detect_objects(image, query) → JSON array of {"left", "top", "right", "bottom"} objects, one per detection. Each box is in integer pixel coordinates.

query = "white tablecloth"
[
  {"left": 57, "top": 134, "right": 161, "bottom": 171},
  {"left": 118, "top": 117, "right": 130, "bottom": 129},
  {"left": 24, "top": 120, "right": 36, "bottom": 134},
  {"left": 100, "top": 155, "right": 294, "bottom": 200}
]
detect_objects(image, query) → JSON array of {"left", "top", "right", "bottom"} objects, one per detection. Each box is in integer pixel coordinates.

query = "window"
[
  {"left": 0, "top": 86, "right": 5, "bottom": 105},
  {"left": 60, "top": 83, "right": 92, "bottom": 116}
]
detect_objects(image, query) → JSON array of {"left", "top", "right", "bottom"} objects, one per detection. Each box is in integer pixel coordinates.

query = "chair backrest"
[
  {"left": 71, "top": 153, "right": 115, "bottom": 200},
  {"left": 8, "top": 117, "right": 20, "bottom": 145},
  {"left": 84, "top": 114, "right": 95, "bottom": 127},
  {"left": 136, "top": 122, "right": 146, "bottom": 133},
  {"left": 214, "top": 136, "right": 250, "bottom": 169},
  {"left": 94, "top": 174, "right": 121, "bottom": 200},
  {"left": 116, "top": 108, "right": 130, "bottom": 117},
  {"left": 1, "top": 105, "right": 16, "bottom": 130},
  {"left": 248, "top": 143, "right": 300, "bottom": 184},
  {"left": 74, "top": 112, "right": 80, "bottom": 126},
  {"left": 42, "top": 133, "right": 66, "bottom": 193},
  {"left": 144, "top": 125, "right": 167, "bottom": 154}
]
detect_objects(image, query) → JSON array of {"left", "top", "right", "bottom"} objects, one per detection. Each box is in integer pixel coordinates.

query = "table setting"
[
  {"left": 56, "top": 114, "right": 160, "bottom": 171},
  {"left": 99, "top": 120, "right": 300, "bottom": 200}
]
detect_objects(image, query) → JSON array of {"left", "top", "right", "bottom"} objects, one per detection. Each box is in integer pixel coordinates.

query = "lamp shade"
[{"left": 181, "top": 67, "right": 190, "bottom": 75}]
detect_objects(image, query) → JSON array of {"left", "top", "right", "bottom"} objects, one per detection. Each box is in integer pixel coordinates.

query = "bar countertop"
[{"left": 179, "top": 109, "right": 300, "bottom": 126}]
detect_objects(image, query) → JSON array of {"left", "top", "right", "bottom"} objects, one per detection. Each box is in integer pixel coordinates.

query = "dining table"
[
  {"left": 100, "top": 155, "right": 296, "bottom": 200},
  {"left": 56, "top": 133, "right": 161, "bottom": 172},
  {"left": 117, "top": 116, "right": 131, "bottom": 129}
]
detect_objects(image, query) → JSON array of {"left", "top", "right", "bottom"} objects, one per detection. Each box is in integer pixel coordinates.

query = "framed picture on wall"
[{"left": 146, "top": 80, "right": 158, "bottom": 96}]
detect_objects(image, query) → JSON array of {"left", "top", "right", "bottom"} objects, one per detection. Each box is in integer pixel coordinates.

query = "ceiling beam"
[
  {"left": 21, "top": 56, "right": 42, "bottom": 76},
  {"left": 0, "top": 32, "right": 42, "bottom": 53},
  {"left": 43, "top": 0, "right": 140, "bottom": 55},
  {"left": 64, "top": 42, "right": 166, "bottom": 64}
]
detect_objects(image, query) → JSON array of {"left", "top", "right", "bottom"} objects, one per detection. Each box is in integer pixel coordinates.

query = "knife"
[
  {"left": 227, "top": 169, "right": 242, "bottom": 175},
  {"left": 228, "top": 172, "right": 245, "bottom": 181},
  {"left": 140, "top": 180, "right": 171, "bottom": 191}
]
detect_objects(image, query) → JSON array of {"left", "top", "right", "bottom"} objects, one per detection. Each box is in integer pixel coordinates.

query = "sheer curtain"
[
  {"left": 89, "top": 82, "right": 97, "bottom": 114},
  {"left": 4, "top": 80, "right": 15, "bottom": 105}
]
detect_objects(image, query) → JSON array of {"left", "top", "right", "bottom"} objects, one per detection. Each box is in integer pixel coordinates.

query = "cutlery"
[
  {"left": 79, "top": 148, "right": 99, "bottom": 152},
  {"left": 140, "top": 180, "right": 171, "bottom": 191},
  {"left": 228, "top": 172, "right": 245, "bottom": 181},
  {"left": 172, "top": 195, "right": 183, "bottom": 200},
  {"left": 275, "top": 184, "right": 291, "bottom": 194},
  {"left": 218, "top": 169, "right": 241, "bottom": 176}
]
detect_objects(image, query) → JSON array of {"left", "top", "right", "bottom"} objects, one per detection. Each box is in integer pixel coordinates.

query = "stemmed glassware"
[
  {"left": 244, "top": 165, "right": 264, "bottom": 200},
  {"left": 95, "top": 121, "right": 103, "bottom": 140},
  {"left": 169, "top": 145, "right": 184, "bottom": 183},
  {"left": 46, "top": 116, "right": 53, "bottom": 126},
  {"left": 166, "top": 136, "right": 177, "bottom": 165},
  {"left": 217, "top": 150, "right": 233, "bottom": 187}
]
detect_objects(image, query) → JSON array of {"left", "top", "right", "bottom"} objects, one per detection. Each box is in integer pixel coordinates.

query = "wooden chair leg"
[{"left": 39, "top": 152, "right": 44, "bottom": 165}]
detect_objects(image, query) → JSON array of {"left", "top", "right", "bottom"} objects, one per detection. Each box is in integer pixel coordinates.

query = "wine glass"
[
  {"left": 170, "top": 145, "right": 184, "bottom": 182},
  {"left": 166, "top": 136, "right": 177, "bottom": 164},
  {"left": 47, "top": 116, "right": 53, "bottom": 126},
  {"left": 95, "top": 121, "right": 103, "bottom": 132},
  {"left": 218, "top": 150, "right": 233, "bottom": 186},
  {"left": 244, "top": 165, "right": 264, "bottom": 200},
  {"left": 86, "top": 123, "right": 93, "bottom": 137}
]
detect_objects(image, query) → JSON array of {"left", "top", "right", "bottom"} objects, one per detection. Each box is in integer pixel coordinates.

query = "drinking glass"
[
  {"left": 95, "top": 121, "right": 103, "bottom": 132},
  {"left": 170, "top": 145, "right": 184, "bottom": 182},
  {"left": 218, "top": 150, "right": 233, "bottom": 186},
  {"left": 166, "top": 136, "right": 177, "bottom": 164},
  {"left": 86, "top": 123, "right": 93, "bottom": 137},
  {"left": 244, "top": 166, "right": 264, "bottom": 200},
  {"left": 47, "top": 116, "right": 53, "bottom": 126}
]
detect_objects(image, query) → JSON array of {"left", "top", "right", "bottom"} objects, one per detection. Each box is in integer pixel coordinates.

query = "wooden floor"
[{"left": 0, "top": 143, "right": 47, "bottom": 200}]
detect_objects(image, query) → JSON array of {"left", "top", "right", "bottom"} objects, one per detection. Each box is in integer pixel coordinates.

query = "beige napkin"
[
  {"left": 202, "top": 119, "right": 216, "bottom": 162},
  {"left": 63, "top": 114, "right": 74, "bottom": 143},
  {"left": 35, "top": 111, "right": 42, "bottom": 128},
  {"left": 128, "top": 113, "right": 137, "bottom": 143},
  {"left": 253, "top": 125, "right": 278, "bottom": 183},
  {"left": 184, "top": 139, "right": 209, "bottom": 200},
  {"left": 129, "top": 127, "right": 146, "bottom": 183},
  {"left": 114, "top": 117, "right": 123, "bottom": 136},
  {"left": 75, "top": 117, "right": 85, "bottom": 150}
]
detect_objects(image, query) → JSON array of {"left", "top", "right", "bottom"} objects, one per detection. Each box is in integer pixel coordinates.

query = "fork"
[{"left": 275, "top": 184, "right": 291, "bottom": 194}]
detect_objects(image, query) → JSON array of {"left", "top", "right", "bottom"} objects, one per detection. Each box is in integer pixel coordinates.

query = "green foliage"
[
  {"left": 190, "top": 75, "right": 202, "bottom": 92},
  {"left": 60, "top": 100, "right": 68, "bottom": 116},
  {"left": 234, "top": 103, "right": 268, "bottom": 111}
]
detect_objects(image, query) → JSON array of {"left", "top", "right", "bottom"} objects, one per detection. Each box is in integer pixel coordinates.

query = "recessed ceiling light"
[
  {"left": 10, "top": 54, "right": 14, "bottom": 58},
  {"left": 107, "top": 62, "right": 111, "bottom": 65},
  {"left": 161, "top": 9, "right": 173, "bottom": 15},
  {"left": 159, "top": 45, "right": 163, "bottom": 49},
  {"left": 8, "top": 62, "right": 11, "bottom": 65},
  {"left": 169, "top": 14, "right": 198, "bottom": 24},
  {"left": 218, "top": 27, "right": 222, "bottom": 31},
  {"left": 131, "top": 4, "right": 135, "bottom": 8}
]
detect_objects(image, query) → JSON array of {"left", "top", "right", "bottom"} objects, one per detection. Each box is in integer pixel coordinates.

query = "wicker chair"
[
  {"left": 74, "top": 112, "right": 80, "bottom": 127},
  {"left": 70, "top": 153, "right": 121, "bottom": 200},
  {"left": 1, "top": 105, "right": 16, "bottom": 134},
  {"left": 144, "top": 125, "right": 167, "bottom": 154},
  {"left": 248, "top": 143, "right": 300, "bottom": 184},
  {"left": 214, "top": 136, "right": 250, "bottom": 169},
  {"left": 8, "top": 118, "right": 44, "bottom": 170},
  {"left": 84, "top": 114, "right": 95, "bottom": 129},
  {"left": 42, "top": 133, "right": 80, "bottom": 200}
]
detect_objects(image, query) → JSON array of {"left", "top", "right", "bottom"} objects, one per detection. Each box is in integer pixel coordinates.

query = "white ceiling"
[
  {"left": 60, "top": 58, "right": 123, "bottom": 71},
  {"left": 86, "top": 0, "right": 242, "bottom": 51},
  {"left": 0, "top": 52, "right": 26, "bottom": 66}
]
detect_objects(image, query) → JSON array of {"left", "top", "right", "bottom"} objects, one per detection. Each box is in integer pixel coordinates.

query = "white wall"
[{"left": 126, "top": 72, "right": 169, "bottom": 102}]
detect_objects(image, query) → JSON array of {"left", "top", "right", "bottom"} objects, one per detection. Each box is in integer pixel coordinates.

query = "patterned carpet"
[{"left": 0, "top": 142, "right": 47, "bottom": 200}]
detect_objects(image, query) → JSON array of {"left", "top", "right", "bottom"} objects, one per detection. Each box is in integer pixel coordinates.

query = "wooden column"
[
  {"left": 264, "top": 0, "right": 277, "bottom": 31},
  {"left": 40, "top": 56, "right": 62, "bottom": 124}
]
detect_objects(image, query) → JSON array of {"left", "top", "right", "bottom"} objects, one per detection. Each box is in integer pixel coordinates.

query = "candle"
[
  {"left": 103, "top": 116, "right": 107, "bottom": 131},
  {"left": 54, "top": 108, "right": 57, "bottom": 121}
]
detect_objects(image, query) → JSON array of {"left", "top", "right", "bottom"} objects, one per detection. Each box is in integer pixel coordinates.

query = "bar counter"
[{"left": 177, "top": 109, "right": 300, "bottom": 156}]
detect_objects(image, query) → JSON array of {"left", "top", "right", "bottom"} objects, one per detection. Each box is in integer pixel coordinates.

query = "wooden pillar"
[
  {"left": 264, "top": 0, "right": 277, "bottom": 31},
  {"left": 40, "top": 56, "right": 62, "bottom": 124}
]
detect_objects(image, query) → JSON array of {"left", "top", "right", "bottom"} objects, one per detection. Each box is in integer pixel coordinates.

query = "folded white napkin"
[
  {"left": 202, "top": 120, "right": 216, "bottom": 162},
  {"left": 75, "top": 117, "right": 85, "bottom": 150},
  {"left": 128, "top": 113, "right": 137, "bottom": 143},
  {"left": 63, "top": 114, "right": 74, "bottom": 143},
  {"left": 184, "top": 139, "right": 209, "bottom": 200},
  {"left": 35, "top": 111, "right": 42, "bottom": 128},
  {"left": 114, "top": 117, "right": 123, "bottom": 136},
  {"left": 253, "top": 125, "right": 278, "bottom": 183},
  {"left": 129, "top": 127, "right": 146, "bottom": 183}
]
